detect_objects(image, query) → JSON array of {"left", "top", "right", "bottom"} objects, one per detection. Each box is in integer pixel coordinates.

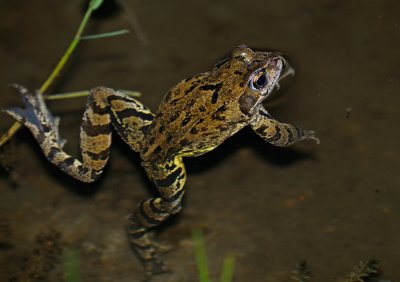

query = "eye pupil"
[
  {"left": 252, "top": 71, "right": 268, "bottom": 89},
  {"left": 256, "top": 74, "right": 266, "bottom": 87}
]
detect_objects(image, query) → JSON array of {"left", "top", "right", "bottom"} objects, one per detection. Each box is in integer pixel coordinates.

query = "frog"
[{"left": 4, "top": 45, "right": 319, "bottom": 276}]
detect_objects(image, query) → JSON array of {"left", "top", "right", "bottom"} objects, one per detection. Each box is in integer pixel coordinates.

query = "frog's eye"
[{"left": 250, "top": 69, "right": 268, "bottom": 90}]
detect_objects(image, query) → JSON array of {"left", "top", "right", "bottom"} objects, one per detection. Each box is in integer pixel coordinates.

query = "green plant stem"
[
  {"left": 39, "top": 39, "right": 79, "bottom": 94},
  {"left": 63, "top": 248, "right": 81, "bottom": 282},
  {"left": 0, "top": 1, "right": 102, "bottom": 147},
  {"left": 40, "top": 2, "right": 96, "bottom": 94},
  {"left": 45, "top": 90, "right": 141, "bottom": 100},
  {"left": 193, "top": 229, "right": 211, "bottom": 282},
  {"left": 220, "top": 256, "right": 235, "bottom": 282},
  {"left": 80, "top": 29, "right": 130, "bottom": 40}
]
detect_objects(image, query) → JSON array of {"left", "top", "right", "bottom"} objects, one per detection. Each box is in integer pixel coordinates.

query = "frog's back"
[{"left": 141, "top": 67, "right": 248, "bottom": 161}]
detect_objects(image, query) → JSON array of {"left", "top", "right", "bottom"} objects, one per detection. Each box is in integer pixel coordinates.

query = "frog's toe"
[
  {"left": 144, "top": 258, "right": 170, "bottom": 276},
  {"left": 153, "top": 241, "right": 172, "bottom": 254},
  {"left": 3, "top": 107, "right": 25, "bottom": 123},
  {"left": 4, "top": 105, "right": 45, "bottom": 140},
  {"left": 5, "top": 84, "right": 64, "bottom": 146},
  {"left": 304, "top": 130, "right": 320, "bottom": 144},
  {"left": 147, "top": 233, "right": 172, "bottom": 253}
]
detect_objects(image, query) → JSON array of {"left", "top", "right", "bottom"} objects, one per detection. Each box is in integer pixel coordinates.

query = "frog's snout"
[
  {"left": 269, "top": 56, "right": 284, "bottom": 70},
  {"left": 276, "top": 55, "right": 295, "bottom": 80}
]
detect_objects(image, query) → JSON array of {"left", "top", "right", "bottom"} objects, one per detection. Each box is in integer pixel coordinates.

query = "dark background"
[{"left": 0, "top": 0, "right": 399, "bottom": 281}]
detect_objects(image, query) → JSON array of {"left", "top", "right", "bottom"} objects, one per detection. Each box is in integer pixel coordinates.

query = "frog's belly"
[{"left": 180, "top": 143, "right": 218, "bottom": 157}]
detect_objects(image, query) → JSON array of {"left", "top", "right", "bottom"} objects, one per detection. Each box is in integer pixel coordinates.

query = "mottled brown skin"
[
  {"left": 143, "top": 47, "right": 285, "bottom": 161},
  {"left": 4, "top": 45, "right": 319, "bottom": 276}
]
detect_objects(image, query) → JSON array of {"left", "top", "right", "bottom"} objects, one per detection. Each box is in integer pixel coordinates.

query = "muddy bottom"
[{"left": 0, "top": 0, "right": 399, "bottom": 281}]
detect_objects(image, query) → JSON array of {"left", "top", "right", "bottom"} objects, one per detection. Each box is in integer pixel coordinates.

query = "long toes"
[
  {"left": 305, "top": 130, "right": 320, "bottom": 144},
  {"left": 11, "top": 84, "right": 41, "bottom": 109},
  {"left": 152, "top": 241, "right": 172, "bottom": 254},
  {"left": 11, "top": 83, "right": 29, "bottom": 95},
  {"left": 310, "top": 136, "right": 320, "bottom": 144},
  {"left": 145, "top": 259, "right": 169, "bottom": 276},
  {"left": 5, "top": 85, "right": 64, "bottom": 145},
  {"left": 3, "top": 108, "right": 25, "bottom": 122},
  {"left": 132, "top": 239, "right": 170, "bottom": 276},
  {"left": 147, "top": 233, "right": 172, "bottom": 253}
]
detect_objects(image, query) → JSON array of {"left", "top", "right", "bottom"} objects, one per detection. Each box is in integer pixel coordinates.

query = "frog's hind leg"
[
  {"left": 4, "top": 85, "right": 153, "bottom": 182},
  {"left": 126, "top": 156, "right": 187, "bottom": 275},
  {"left": 104, "top": 88, "right": 154, "bottom": 153}
]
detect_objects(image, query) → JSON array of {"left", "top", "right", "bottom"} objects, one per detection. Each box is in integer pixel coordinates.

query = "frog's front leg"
[
  {"left": 249, "top": 106, "right": 320, "bottom": 146},
  {"left": 4, "top": 85, "right": 153, "bottom": 182},
  {"left": 126, "top": 156, "right": 186, "bottom": 275}
]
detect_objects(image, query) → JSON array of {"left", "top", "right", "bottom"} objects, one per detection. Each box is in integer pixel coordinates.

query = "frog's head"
[{"left": 231, "top": 45, "right": 287, "bottom": 116}]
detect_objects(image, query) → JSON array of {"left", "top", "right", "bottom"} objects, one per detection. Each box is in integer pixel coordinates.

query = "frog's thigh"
[
  {"left": 144, "top": 156, "right": 187, "bottom": 216},
  {"left": 132, "top": 156, "right": 187, "bottom": 233}
]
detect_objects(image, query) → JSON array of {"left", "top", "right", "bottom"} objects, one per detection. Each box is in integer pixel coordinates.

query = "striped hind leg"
[
  {"left": 4, "top": 85, "right": 154, "bottom": 182},
  {"left": 126, "top": 156, "right": 187, "bottom": 275}
]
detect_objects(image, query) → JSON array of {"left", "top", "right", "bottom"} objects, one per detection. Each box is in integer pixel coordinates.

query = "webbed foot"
[
  {"left": 126, "top": 220, "right": 172, "bottom": 276},
  {"left": 303, "top": 130, "right": 320, "bottom": 145},
  {"left": 144, "top": 256, "right": 170, "bottom": 276},
  {"left": 132, "top": 237, "right": 171, "bottom": 276},
  {"left": 4, "top": 84, "right": 66, "bottom": 147}
]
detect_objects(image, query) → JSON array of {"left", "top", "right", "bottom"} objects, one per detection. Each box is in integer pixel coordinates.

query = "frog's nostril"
[
  {"left": 271, "top": 58, "right": 285, "bottom": 71},
  {"left": 269, "top": 57, "right": 282, "bottom": 69},
  {"left": 269, "top": 59, "right": 277, "bottom": 67}
]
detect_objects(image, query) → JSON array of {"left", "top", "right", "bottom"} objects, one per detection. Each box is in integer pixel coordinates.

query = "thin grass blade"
[{"left": 193, "top": 229, "right": 211, "bottom": 282}]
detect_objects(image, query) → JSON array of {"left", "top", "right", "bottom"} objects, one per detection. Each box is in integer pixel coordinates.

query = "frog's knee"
[
  {"left": 91, "top": 86, "right": 110, "bottom": 93},
  {"left": 163, "top": 202, "right": 182, "bottom": 215},
  {"left": 89, "top": 86, "right": 114, "bottom": 102}
]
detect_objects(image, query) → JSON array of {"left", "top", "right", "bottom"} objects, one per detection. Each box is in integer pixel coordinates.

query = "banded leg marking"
[
  {"left": 249, "top": 106, "right": 320, "bottom": 147},
  {"left": 4, "top": 86, "right": 154, "bottom": 182},
  {"left": 126, "top": 156, "right": 186, "bottom": 274},
  {"left": 106, "top": 92, "right": 154, "bottom": 152}
]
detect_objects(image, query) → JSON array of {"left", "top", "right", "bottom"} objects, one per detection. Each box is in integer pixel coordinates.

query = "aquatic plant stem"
[
  {"left": 0, "top": 123, "right": 21, "bottom": 147},
  {"left": 45, "top": 90, "right": 140, "bottom": 100},
  {"left": 39, "top": 39, "right": 79, "bottom": 94},
  {"left": 193, "top": 229, "right": 211, "bottom": 282},
  {"left": 0, "top": 0, "right": 103, "bottom": 147},
  {"left": 63, "top": 248, "right": 82, "bottom": 282},
  {"left": 220, "top": 255, "right": 235, "bottom": 282},
  {"left": 80, "top": 29, "right": 130, "bottom": 40}
]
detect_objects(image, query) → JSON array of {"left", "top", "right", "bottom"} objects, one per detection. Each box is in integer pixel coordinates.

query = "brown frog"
[{"left": 4, "top": 45, "right": 319, "bottom": 275}]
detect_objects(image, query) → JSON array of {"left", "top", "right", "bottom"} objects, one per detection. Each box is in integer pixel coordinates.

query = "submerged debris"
[
  {"left": 0, "top": 221, "right": 14, "bottom": 251},
  {"left": 288, "top": 259, "right": 388, "bottom": 282},
  {"left": 346, "top": 105, "right": 353, "bottom": 119},
  {"left": 0, "top": 142, "right": 19, "bottom": 186},
  {"left": 9, "top": 230, "right": 63, "bottom": 282},
  {"left": 290, "top": 261, "right": 312, "bottom": 282},
  {"left": 337, "top": 259, "right": 381, "bottom": 282}
]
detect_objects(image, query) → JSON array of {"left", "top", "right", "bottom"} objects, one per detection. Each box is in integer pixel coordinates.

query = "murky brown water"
[{"left": 1, "top": 0, "right": 399, "bottom": 281}]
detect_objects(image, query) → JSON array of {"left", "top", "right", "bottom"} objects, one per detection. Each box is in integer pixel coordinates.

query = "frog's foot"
[
  {"left": 4, "top": 84, "right": 66, "bottom": 148},
  {"left": 143, "top": 255, "right": 170, "bottom": 276},
  {"left": 303, "top": 130, "right": 320, "bottom": 145},
  {"left": 139, "top": 260, "right": 169, "bottom": 282},
  {"left": 147, "top": 232, "right": 173, "bottom": 254},
  {"left": 133, "top": 238, "right": 171, "bottom": 276}
]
